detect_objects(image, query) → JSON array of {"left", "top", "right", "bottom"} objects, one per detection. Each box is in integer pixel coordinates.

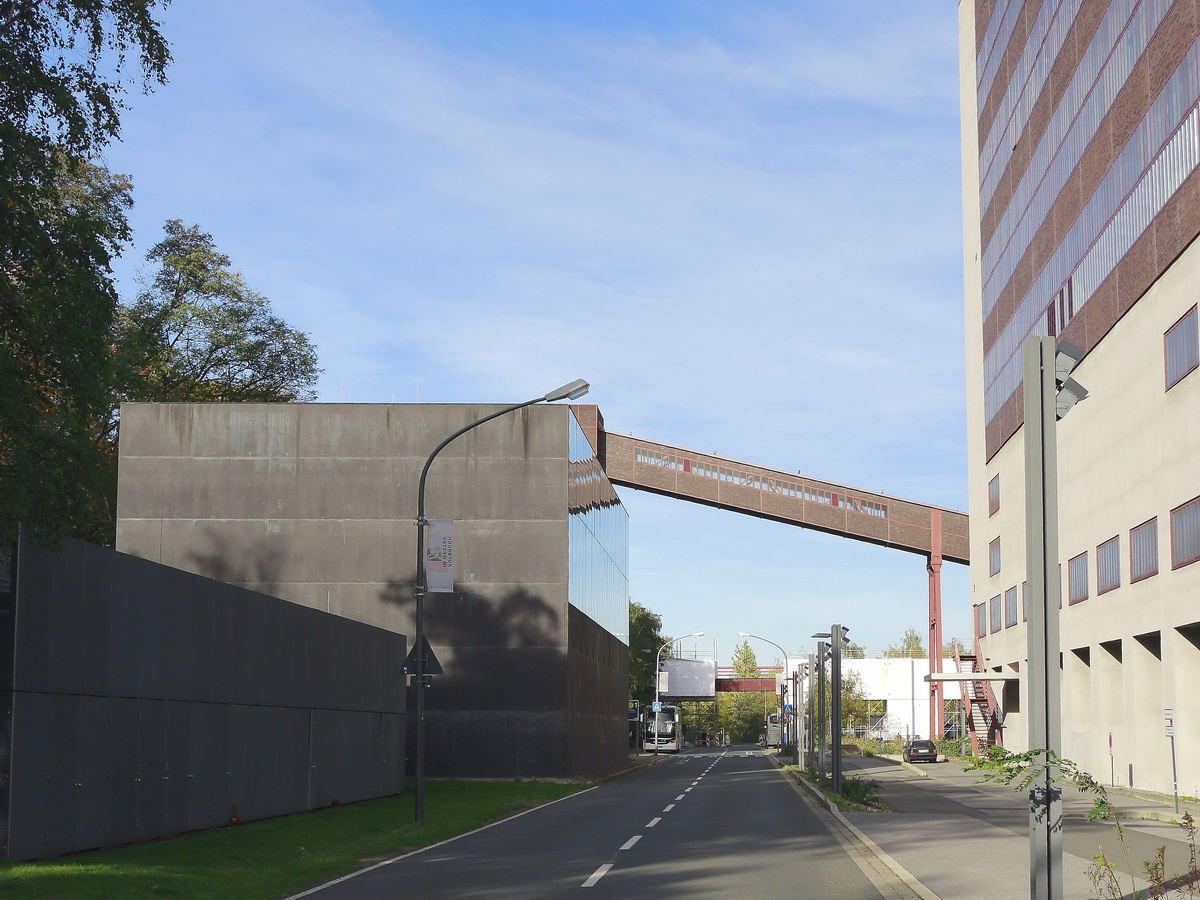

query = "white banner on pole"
[{"left": 425, "top": 519, "right": 454, "bottom": 592}]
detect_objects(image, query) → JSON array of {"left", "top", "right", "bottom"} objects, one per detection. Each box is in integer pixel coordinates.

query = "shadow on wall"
[
  {"left": 188, "top": 527, "right": 283, "bottom": 597},
  {"left": 380, "top": 580, "right": 567, "bottom": 778}
]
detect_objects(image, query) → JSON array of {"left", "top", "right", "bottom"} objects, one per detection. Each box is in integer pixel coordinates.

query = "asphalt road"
[{"left": 294, "top": 746, "right": 902, "bottom": 899}]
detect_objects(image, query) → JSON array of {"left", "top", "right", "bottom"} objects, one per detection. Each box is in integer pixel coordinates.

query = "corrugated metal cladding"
[
  {"left": 976, "top": 0, "right": 1200, "bottom": 457},
  {"left": 0, "top": 534, "right": 406, "bottom": 861}
]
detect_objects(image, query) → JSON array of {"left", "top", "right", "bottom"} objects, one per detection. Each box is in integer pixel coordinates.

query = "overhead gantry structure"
[{"left": 570, "top": 406, "right": 970, "bottom": 739}]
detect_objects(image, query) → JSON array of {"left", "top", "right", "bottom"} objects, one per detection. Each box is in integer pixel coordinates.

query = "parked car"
[{"left": 903, "top": 739, "right": 939, "bottom": 763}]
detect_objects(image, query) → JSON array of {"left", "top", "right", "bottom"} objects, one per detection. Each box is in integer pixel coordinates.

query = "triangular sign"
[{"left": 404, "top": 634, "right": 444, "bottom": 676}]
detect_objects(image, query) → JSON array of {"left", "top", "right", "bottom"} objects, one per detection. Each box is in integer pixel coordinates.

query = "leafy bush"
[{"left": 840, "top": 775, "right": 882, "bottom": 808}]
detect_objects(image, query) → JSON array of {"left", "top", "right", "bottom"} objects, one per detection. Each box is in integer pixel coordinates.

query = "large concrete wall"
[
  {"left": 0, "top": 534, "right": 404, "bottom": 861},
  {"left": 115, "top": 402, "right": 628, "bottom": 778}
]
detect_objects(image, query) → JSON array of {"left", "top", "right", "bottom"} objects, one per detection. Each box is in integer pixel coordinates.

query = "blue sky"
[{"left": 101, "top": 0, "right": 970, "bottom": 663}]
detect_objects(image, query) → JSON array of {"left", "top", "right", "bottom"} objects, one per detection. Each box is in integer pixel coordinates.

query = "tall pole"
[
  {"left": 805, "top": 654, "right": 814, "bottom": 770},
  {"left": 654, "top": 632, "right": 703, "bottom": 754},
  {"left": 792, "top": 668, "right": 801, "bottom": 766},
  {"left": 737, "top": 632, "right": 789, "bottom": 752},
  {"left": 411, "top": 380, "right": 588, "bottom": 825},
  {"left": 830, "top": 624, "right": 844, "bottom": 794},
  {"left": 1024, "top": 336, "right": 1063, "bottom": 900},
  {"left": 816, "top": 641, "right": 828, "bottom": 780},
  {"left": 928, "top": 508, "right": 945, "bottom": 740}
]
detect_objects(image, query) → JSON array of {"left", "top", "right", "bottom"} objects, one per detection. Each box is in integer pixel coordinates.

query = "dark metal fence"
[{"left": 0, "top": 534, "right": 405, "bottom": 861}]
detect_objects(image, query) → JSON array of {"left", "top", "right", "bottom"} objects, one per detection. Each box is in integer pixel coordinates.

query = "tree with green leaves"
[
  {"left": 1, "top": 0, "right": 171, "bottom": 546},
  {"left": 78, "top": 220, "right": 320, "bottom": 543},
  {"left": 113, "top": 220, "right": 320, "bottom": 408},
  {"left": 1, "top": 153, "right": 136, "bottom": 545},
  {"left": 884, "top": 626, "right": 926, "bottom": 658},
  {"left": 842, "top": 639, "right": 867, "bottom": 658},
  {"left": 627, "top": 601, "right": 665, "bottom": 703},
  {"left": 718, "top": 639, "right": 769, "bottom": 742},
  {"left": 807, "top": 660, "right": 869, "bottom": 736},
  {"left": 942, "top": 636, "right": 967, "bottom": 658}
]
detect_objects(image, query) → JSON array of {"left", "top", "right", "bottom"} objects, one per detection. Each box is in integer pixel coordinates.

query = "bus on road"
[
  {"left": 642, "top": 705, "right": 682, "bottom": 753},
  {"left": 765, "top": 712, "right": 792, "bottom": 748}
]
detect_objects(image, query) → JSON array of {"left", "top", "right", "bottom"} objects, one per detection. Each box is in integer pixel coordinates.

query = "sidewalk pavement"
[{"left": 823, "top": 754, "right": 1200, "bottom": 900}]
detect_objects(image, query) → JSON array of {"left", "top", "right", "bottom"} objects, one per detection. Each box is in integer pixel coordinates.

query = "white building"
[{"left": 960, "top": 0, "right": 1200, "bottom": 797}]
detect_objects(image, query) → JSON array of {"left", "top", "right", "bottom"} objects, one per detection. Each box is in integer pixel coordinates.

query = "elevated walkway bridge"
[
  {"left": 570, "top": 406, "right": 971, "bottom": 740},
  {"left": 599, "top": 431, "right": 968, "bottom": 565}
]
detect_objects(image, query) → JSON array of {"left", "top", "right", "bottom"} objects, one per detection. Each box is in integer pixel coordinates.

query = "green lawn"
[{"left": 0, "top": 779, "right": 588, "bottom": 899}]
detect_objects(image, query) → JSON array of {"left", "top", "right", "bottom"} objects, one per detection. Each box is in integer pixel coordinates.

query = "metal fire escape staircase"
[{"left": 955, "top": 644, "right": 1003, "bottom": 755}]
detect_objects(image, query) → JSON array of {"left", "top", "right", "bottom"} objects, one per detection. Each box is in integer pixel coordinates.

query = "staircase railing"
[{"left": 955, "top": 640, "right": 1003, "bottom": 756}]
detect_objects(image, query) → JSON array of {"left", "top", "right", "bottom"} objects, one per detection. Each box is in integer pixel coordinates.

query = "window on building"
[
  {"left": 1021, "top": 581, "right": 1027, "bottom": 622},
  {"left": 1068, "top": 552, "right": 1088, "bottom": 604},
  {"left": 989, "top": 594, "right": 1002, "bottom": 633},
  {"left": 989, "top": 537, "right": 1001, "bottom": 576},
  {"left": 1171, "top": 496, "right": 1200, "bottom": 569},
  {"left": 1130, "top": 518, "right": 1159, "bottom": 582},
  {"left": 1165, "top": 306, "right": 1199, "bottom": 389},
  {"left": 1097, "top": 536, "right": 1120, "bottom": 594},
  {"left": 1004, "top": 586, "right": 1018, "bottom": 627},
  {"left": 988, "top": 474, "right": 1000, "bottom": 516},
  {"left": 975, "top": 603, "right": 987, "bottom": 638}
]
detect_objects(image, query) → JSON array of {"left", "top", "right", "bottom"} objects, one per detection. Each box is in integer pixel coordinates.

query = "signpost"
[{"left": 1166, "top": 709, "right": 1180, "bottom": 814}]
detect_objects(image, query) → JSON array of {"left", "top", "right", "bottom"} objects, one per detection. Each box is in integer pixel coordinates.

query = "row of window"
[
  {"left": 981, "top": 0, "right": 1171, "bottom": 313},
  {"left": 632, "top": 447, "right": 888, "bottom": 518},
  {"left": 983, "top": 38, "right": 1200, "bottom": 423},
  {"left": 976, "top": 495, "right": 1200, "bottom": 636},
  {"left": 977, "top": 0, "right": 1088, "bottom": 216}
]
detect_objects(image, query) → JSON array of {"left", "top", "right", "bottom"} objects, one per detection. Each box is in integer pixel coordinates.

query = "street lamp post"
[
  {"left": 411, "top": 378, "right": 589, "bottom": 825},
  {"left": 653, "top": 632, "right": 704, "bottom": 754},
  {"left": 1024, "top": 337, "right": 1087, "bottom": 899},
  {"left": 737, "top": 632, "right": 790, "bottom": 753}
]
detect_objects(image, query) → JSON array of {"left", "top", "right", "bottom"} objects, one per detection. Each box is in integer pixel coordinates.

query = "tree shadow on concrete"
[
  {"left": 188, "top": 527, "right": 283, "bottom": 598},
  {"left": 380, "top": 579, "right": 566, "bottom": 778}
]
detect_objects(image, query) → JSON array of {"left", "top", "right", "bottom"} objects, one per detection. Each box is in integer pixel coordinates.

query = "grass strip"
[{"left": 0, "top": 778, "right": 588, "bottom": 899}]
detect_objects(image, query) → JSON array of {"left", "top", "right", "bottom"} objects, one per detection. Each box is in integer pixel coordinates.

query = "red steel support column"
[{"left": 928, "top": 509, "right": 944, "bottom": 741}]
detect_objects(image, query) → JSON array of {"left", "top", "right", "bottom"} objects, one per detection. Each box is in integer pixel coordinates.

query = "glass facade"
[{"left": 567, "top": 414, "right": 629, "bottom": 643}]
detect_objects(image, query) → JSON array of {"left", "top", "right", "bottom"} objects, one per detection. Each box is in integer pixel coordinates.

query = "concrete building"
[
  {"left": 960, "top": 0, "right": 1200, "bottom": 796},
  {"left": 843, "top": 657, "right": 965, "bottom": 742},
  {"left": 115, "top": 401, "right": 629, "bottom": 779}
]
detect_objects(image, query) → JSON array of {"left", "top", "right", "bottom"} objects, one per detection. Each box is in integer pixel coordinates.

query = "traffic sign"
[
  {"left": 404, "top": 634, "right": 444, "bottom": 676},
  {"left": 651, "top": 701, "right": 662, "bottom": 713}
]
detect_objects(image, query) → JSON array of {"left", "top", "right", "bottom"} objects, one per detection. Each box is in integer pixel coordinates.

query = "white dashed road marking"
[{"left": 581, "top": 864, "right": 612, "bottom": 887}]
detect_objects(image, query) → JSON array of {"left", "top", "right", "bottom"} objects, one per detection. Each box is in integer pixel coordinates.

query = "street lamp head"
[
  {"left": 736, "top": 631, "right": 749, "bottom": 637},
  {"left": 544, "top": 378, "right": 590, "bottom": 402},
  {"left": 1054, "top": 340, "right": 1085, "bottom": 382},
  {"left": 1055, "top": 376, "right": 1089, "bottom": 419},
  {"left": 691, "top": 631, "right": 705, "bottom": 637}
]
